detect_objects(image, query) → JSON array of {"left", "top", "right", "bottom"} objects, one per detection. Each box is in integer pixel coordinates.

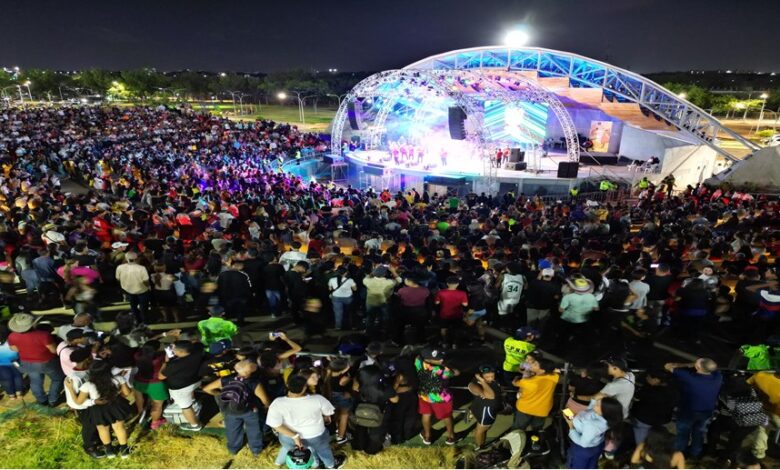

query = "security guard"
[
  {"left": 637, "top": 177, "right": 650, "bottom": 190},
  {"left": 569, "top": 186, "right": 580, "bottom": 198},
  {"left": 599, "top": 179, "right": 613, "bottom": 192},
  {"left": 502, "top": 327, "right": 539, "bottom": 383}
]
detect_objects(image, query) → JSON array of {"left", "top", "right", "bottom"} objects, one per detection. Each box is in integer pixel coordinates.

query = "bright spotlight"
[
  {"left": 760, "top": 93, "right": 769, "bottom": 99},
  {"left": 677, "top": 92, "right": 687, "bottom": 99},
  {"left": 277, "top": 92, "right": 287, "bottom": 100},
  {"left": 504, "top": 29, "right": 530, "bottom": 47}
]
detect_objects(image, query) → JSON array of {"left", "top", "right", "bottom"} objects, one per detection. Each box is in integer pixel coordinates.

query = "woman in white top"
[
  {"left": 65, "top": 360, "right": 133, "bottom": 459},
  {"left": 328, "top": 267, "right": 357, "bottom": 330}
]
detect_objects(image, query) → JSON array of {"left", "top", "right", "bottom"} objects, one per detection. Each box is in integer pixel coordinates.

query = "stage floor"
[{"left": 344, "top": 150, "right": 642, "bottom": 182}]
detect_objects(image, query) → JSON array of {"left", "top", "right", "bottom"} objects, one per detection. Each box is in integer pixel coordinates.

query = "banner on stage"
[{"left": 588, "top": 121, "right": 613, "bottom": 153}]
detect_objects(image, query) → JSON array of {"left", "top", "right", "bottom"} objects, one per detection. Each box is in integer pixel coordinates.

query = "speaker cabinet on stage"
[
  {"left": 557, "top": 161, "right": 580, "bottom": 178},
  {"left": 448, "top": 107, "right": 467, "bottom": 140},
  {"left": 512, "top": 162, "right": 527, "bottom": 171},
  {"left": 509, "top": 148, "right": 525, "bottom": 162},
  {"left": 347, "top": 102, "right": 359, "bottom": 130}
]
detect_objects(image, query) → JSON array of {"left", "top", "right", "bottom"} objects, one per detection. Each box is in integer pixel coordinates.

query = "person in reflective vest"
[
  {"left": 502, "top": 327, "right": 540, "bottom": 383},
  {"left": 638, "top": 177, "right": 649, "bottom": 190},
  {"left": 599, "top": 180, "right": 614, "bottom": 191},
  {"left": 569, "top": 187, "right": 579, "bottom": 198}
]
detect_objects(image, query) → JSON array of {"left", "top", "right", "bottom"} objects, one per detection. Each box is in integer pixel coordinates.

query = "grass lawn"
[
  {"left": 0, "top": 403, "right": 456, "bottom": 469},
  {"left": 198, "top": 102, "right": 337, "bottom": 132}
]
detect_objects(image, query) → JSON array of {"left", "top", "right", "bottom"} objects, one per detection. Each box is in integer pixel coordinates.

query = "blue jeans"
[
  {"left": 275, "top": 431, "right": 335, "bottom": 468},
  {"left": 19, "top": 358, "right": 64, "bottom": 405},
  {"left": 675, "top": 410, "right": 712, "bottom": 458},
  {"left": 265, "top": 290, "right": 282, "bottom": 316},
  {"left": 224, "top": 409, "right": 263, "bottom": 455},
  {"left": 632, "top": 418, "right": 653, "bottom": 444},
  {"left": 332, "top": 296, "right": 353, "bottom": 330},
  {"left": 0, "top": 365, "right": 24, "bottom": 395},
  {"left": 567, "top": 441, "right": 604, "bottom": 469},
  {"left": 126, "top": 291, "right": 150, "bottom": 323}
]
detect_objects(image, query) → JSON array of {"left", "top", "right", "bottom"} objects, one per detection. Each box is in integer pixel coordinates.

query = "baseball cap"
[
  {"left": 420, "top": 347, "right": 445, "bottom": 361},
  {"left": 602, "top": 356, "right": 628, "bottom": 371},
  {"left": 478, "top": 364, "right": 497, "bottom": 374},
  {"left": 541, "top": 268, "right": 555, "bottom": 277},
  {"left": 514, "top": 326, "right": 540, "bottom": 340},
  {"left": 208, "top": 339, "right": 232, "bottom": 355}
]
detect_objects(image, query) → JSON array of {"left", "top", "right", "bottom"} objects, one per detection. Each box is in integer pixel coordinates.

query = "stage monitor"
[
  {"left": 508, "top": 148, "right": 525, "bottom": 162},
  {"left": 484, "top": 100, "right": 549, "bottom": 146},
  {"left": 448, "top": 107, "right": 467, "bottom": 140},
  {"left": 557, "top": 162, "right": 579, "bottom": 178},
  {"left": 347, "top": 102, "right": 359, "bottom": 130}
]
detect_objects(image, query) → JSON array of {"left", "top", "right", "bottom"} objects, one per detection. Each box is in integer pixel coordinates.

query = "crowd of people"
[{"left": 0, "top": 105, "right": 778, "bottom": 468}]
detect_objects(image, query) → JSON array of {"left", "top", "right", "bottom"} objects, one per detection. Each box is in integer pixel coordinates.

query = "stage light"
[{"left": 504, "top": 29, "right": 530, "bottom": 48}]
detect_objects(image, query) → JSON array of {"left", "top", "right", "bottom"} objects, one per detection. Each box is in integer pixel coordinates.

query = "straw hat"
[
  {"left": 8, "top": 313, "right": 35, "bottom": 333},
  {"left": 569, "top": 278, "right": 593, "bottom": 293}
]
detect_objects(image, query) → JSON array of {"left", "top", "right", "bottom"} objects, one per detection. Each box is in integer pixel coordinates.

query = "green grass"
[{"left": 0, "top": 404, "right": 456, "bottom": 469}]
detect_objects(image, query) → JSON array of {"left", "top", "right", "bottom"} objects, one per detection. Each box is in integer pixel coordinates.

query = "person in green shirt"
[
  {"left": 448, "top": 196, "right": 459, "bottom": 211},
  {"left": 198, "top": 305, "right": 238, "bottom": 347}
]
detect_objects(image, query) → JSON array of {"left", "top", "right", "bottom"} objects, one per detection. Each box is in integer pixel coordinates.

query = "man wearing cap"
[
  {"left": 56, "top": 329, "right": 92, "bottom": 376},
  {"left": 502, "top": 327, "right": 539, "bottom": 384},
  {"left": 556, "top": 277, "right": 598, "bottom": 361},
  {"left": 665, "top": 358, "right": 723, "bottom": 459},
  {"left": 416, "top": 347, "right": 460, "bottom": 445},
  {"left": 115, "top": 251, "right": 151, "bottom": 323},
  {"left": 7, "top": 313, "right": 65, "bottom": 406},
  {"left": 199, "top": 339, "right": 239, "bottom": 383},
  {"left": 595, "top": 357, "right": 635, "bottom": 419}
]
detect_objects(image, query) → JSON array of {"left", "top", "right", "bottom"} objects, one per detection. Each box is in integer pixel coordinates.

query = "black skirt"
[{"left": 88, "top": 396, "right": 133, "bottom": 426}]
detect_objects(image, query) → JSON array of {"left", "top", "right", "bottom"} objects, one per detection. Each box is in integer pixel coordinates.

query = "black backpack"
[{"left": 218, "top": 377, "right": 252, "bottom": 415}]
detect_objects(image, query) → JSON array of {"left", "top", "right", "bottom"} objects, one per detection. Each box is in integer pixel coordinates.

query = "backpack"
[
  {"left": 218, "top": 377, "right": 252, "bottom": 415},
  {"left": 352, "top": 403, "right": 384, "bottom": 428},
  {"left": 731, "top": 392, "right": 768, "bottom": 427}
]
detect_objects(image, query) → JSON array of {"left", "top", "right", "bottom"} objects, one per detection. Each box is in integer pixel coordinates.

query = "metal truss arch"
[{"left": 404, "top": 46, "right": 758, "bottom": 161}]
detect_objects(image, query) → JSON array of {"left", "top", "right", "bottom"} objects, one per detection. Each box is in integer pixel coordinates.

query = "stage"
[{"left": 337, "top": 149, "right": 645, "bottom": 197}]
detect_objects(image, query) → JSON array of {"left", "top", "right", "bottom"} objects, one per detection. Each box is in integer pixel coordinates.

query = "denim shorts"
[{"left": 330, "top": 393, "right": 353, "bottom": 410}]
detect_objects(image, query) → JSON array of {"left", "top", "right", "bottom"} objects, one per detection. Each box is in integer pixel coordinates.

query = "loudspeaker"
[
  {"left": 448, "top": 107, "right": 466, "bottom": 140},
  {"left": 347, "top": 102, "right": 359, "bottom": 130},
  {"left": 512, "top": 162, "right": 527, "bottom": 171},
  {"left": 557, "top": 162, "right": 580, "bottom": 178},
  {"left": 509, "top": 149, "right": 525, "bottom": 162}
]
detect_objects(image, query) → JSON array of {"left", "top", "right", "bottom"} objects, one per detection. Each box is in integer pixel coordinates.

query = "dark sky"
[{"left": 1, "top": 0, "right": 778, "bottom": 74}]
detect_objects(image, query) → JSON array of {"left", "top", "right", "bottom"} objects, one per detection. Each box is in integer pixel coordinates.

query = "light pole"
[
  {"left": 326, "top": 93, "right": 348, "bottom": 109},
  {"left": 23, "top": 81, "right": 32, "bottom": 101},
  {"left": 752, "top": 92, "right": 769, "bottom": 135}
]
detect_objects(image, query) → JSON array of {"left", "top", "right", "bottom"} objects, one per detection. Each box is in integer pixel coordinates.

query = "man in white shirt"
[
  {"left": 266, "top": 375, "right": 345, "bottom": 469},
  {"left": 63, "top": 348, "right": 102, "bottom": 458},
  {"left": 115, "top": 252, "right": 150, "bottom": 323}
]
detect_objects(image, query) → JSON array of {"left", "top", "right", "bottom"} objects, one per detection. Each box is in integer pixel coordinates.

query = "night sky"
[{"left": 1, "top": 0, "right": 778, "bottom": 74}]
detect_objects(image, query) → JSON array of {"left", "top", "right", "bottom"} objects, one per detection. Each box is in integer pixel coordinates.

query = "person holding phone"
[
  {"left": 468, "top": 365, "right": 502, "bottom": 450},
  {"left": 564, "top": 397, "right": 624, "bottom": 469}
]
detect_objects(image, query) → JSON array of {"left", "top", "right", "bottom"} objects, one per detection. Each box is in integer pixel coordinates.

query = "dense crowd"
[{"left": 0, "top": 105, "right": 778, "bottom": 468}]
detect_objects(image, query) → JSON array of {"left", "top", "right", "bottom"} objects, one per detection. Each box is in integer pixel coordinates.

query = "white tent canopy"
[{"left": 704, "top": 146, "right": 780, "bottom": 191}]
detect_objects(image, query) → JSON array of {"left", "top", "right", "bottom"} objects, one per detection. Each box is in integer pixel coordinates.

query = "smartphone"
[
  {"left": 562, "top": 408, "right": 574, "bottom": 419},
  {"left": 650, "top": 263, "right": 659, "bottom": 269},
  {"left": 313, "top": 359, "right": 322, "bottom": 367},
  {"left": 165, "top": 345, "right": 175, "bottom": 359},
  {"left": 269, "top": 332, "right": 281, "bottom": 340}
]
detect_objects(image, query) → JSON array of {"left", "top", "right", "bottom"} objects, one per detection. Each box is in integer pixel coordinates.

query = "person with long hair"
[
  {"left": 328, "top": 267, "right": 357, "bottom": 330},
  {"left": 64, "top": 360, "right": 134, "bottom": 458},
  {"left": 151, "top": 262, "right": 179, "bottom": 323},
  {"left": 631, "top": 426, "right": 686, "bottom": 469},
  {"left": 132, "top": 340, "right": 169, "bottom": 430},
  {"left": 564, "top": 396, "right": 623, "bottom": 469},
  {"left": 324, "top": 357, "right": 354, "bottom": 446}
]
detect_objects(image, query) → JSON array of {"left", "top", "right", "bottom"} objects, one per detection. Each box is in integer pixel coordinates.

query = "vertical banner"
[{"left": 589, "top": 121, "right": 613, "bottom": 153}]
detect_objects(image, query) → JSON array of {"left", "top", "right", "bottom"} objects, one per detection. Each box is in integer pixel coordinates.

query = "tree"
[
  {"left": 75, "top": 69, "right": 116, "bottom": 95},
  {"left": 120, "top": 68, "right": 166, "bottom": 101}
]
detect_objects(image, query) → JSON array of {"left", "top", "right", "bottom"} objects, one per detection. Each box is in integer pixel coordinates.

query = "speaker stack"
[
  {"left": 448, "top": 107, "right": 467, "bottom": 140},
  {"left": 557, "top": 162, "right": 580, "bottom": 178},
  {"left": 347, "top": 102, "right": 359, "bottom": 130}
]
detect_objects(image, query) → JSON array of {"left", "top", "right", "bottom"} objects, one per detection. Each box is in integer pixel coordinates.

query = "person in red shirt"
[
  {"left": 7, "top": 313, "right": 65, "bottom": 406},
  {"left": 435, "top": 277, "right": 468, "bottom": 349}
]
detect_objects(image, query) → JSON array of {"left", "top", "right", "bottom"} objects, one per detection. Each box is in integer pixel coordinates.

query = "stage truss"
[{"left": 331, "top": 69, "right": 581, "bottom": 167}]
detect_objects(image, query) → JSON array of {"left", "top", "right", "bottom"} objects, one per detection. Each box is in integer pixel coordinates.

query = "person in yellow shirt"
[{"left": 512, "top": 352, "right": 560, "bottom": 430}]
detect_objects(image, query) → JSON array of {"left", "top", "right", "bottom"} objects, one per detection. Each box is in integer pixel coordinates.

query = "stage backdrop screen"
[
  {"left": 588, "top": 121, "right": 613, "bottom": 153},
  {"left": 483, "top": 100, "right": 549, "bottom": 146}
]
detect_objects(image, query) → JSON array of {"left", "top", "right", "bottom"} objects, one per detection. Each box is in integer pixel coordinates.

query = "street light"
[
  {"left": 504, "top": 29, "right": 530, "bottom": 47},
  {"left": 326, "top": 93, "right": 348, "bottom": 109},
  {"left": 22, "top": 81, "right": 32, "bottom": 101},
  {"left": 753, "top": 92, "right": 770, "bottom": 135},
  {"left": 277, "top": 92, "right": 287, "bottom": 101},
  {"left": 677, "top": 92, "right": 687, "bottom": 99}
]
